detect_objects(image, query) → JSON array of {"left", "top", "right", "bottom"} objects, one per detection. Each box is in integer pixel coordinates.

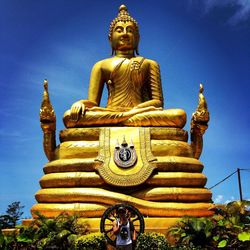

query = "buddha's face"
[{"left": 110, "top": 21, "right": 138, "bottom": 51}]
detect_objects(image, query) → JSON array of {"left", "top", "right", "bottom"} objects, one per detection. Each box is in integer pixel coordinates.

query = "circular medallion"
[
  {"left": 114, "top": 138, "right": 137, "bottom": 168},
  {"left": 119, "top": 148, "right": 132, "bottom": 162}
]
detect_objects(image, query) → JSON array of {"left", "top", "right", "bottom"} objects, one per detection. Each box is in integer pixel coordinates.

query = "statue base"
[{"left": 31, "top": 127, "right": 214, "bottom": 229}]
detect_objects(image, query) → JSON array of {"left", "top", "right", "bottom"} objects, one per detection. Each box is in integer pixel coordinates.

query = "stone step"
[
  {"left": 59, "top": 127, "right": 188, "bottom": 142},
  {"left": 39, "top": 172, "right": 207, "bottom": 188},
  {"left": 55, "top": 141, "right": 99, "bottom": 159},
  {"left": 155, "top": 156, "right": 203, "bottom": 172},
  {"left": 32, "top": 196, "right": 214, "bottom": 218},
  {"left": 43, "top": 156, "right": 203, "bottom": 174},
  {"left": 54, "top": 139, "right": 194, "bottom": 159},
  {"left": 43, "top": 158, "right": 100, "bottom": 173},
  {"left": 151, "top": 140, "right": 193, "bottom": 157},
  {"left": 40, "top": 172, "right": 105, "bottom": 188},
  {"left": 131, "top": 187, "right": 212, "bottom": 202}
]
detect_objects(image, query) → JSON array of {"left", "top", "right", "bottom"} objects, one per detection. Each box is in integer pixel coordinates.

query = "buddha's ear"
[
  {"left": 135, "top": 35, "right": 140, "bottom": 55},
  {"left": 108, "top": 35, "right": 114, "bottom": 56},
  {"left": 135, "top": 47, "right": 139, "bottom": 55}
]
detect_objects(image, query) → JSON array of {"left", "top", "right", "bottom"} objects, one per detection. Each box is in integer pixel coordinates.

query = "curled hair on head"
[{"left": 109, "top": 5, "right": 140, "bottom": 55}]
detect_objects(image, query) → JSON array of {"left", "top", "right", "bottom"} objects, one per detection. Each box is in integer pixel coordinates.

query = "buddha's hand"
[{"left": 70, "top": 101, "right": 86, "bottom": 121}]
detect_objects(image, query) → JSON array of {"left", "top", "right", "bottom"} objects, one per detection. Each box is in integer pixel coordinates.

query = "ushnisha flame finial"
[
  {"left": 199, "top": 83, "right": 204, "bottom": 93},
  {"left": 119, "top": 4, "right": 127, "bottom": 11},
  {"left": 118, "top": 4, "right": 129, "bottom": 19}
]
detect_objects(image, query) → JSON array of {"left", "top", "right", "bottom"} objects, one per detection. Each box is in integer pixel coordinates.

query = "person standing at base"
[{"left": 112, "top": 206, "right": 136, "bottom": 250}]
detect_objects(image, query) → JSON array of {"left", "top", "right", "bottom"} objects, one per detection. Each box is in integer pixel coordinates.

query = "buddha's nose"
[{"left": 122, "top": 30, "right": 129, "bottom": 36}]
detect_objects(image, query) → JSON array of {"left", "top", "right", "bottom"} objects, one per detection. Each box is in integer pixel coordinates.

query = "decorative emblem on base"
[
  {"left": 114, "top": 137, "right": 137, "bottom": 168},
  {"left": 96, "top": 127, "right": 156, "bottom": 187}
]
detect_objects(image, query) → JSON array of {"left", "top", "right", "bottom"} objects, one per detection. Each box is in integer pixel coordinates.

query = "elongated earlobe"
[{"left": 135, "top": 47, "right": 139, "bottom": 55}]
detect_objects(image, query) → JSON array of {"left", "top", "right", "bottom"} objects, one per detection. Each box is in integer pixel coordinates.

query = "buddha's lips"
[{"left": 120, "top": 38, "right": 130, "bottom": 42}]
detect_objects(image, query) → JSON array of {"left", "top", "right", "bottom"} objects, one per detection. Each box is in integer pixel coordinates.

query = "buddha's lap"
[{"left": 63, "top": 108, "right": 186, "bottom": 128}]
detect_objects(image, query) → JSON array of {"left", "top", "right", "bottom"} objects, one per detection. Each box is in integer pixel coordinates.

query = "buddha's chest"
[{"left": 108, "top": 58, "right": 148, "bottom": 91}]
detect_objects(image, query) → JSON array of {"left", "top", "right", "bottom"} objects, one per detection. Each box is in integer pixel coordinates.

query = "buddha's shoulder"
[
  {"left": 91, "top": 57, "right": 160, "bottom": 71},
  {"left": 141, "top": 57, "right": 160, "bottom": 67},
  {"left": 91, "top": 58, "right": 118, "bottom": 71},
  {"left": 92, "top": 58, "right": 110, "bottom": 68}
]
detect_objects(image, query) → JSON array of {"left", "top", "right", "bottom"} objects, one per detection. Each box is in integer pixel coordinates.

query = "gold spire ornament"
[
  {"left": 191, "top": 83, "right": 210, "bottom": 159},
  {"left": 40, "top": 80, "right": 56, "bottom": 124},
  {"left": 40, "top": 79, "right": 56, "bottom": 161}
]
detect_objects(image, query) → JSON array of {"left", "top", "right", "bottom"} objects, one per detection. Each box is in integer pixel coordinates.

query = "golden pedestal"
[{"left": 31, "top": 127, "right": 213, "bottom": 231}]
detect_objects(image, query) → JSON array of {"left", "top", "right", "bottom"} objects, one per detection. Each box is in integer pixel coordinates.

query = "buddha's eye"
[
  {"left": 115, "top": 28, "right": 123, "bottom": 33},
  {"left": 126, "top": 27, "right": 134, "bottom": 34}
]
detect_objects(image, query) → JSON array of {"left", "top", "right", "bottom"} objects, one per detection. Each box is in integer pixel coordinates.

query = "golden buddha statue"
[
  {"left": 63, "top": 5, "right": 186, "bottom": 128},
  {"left": 31, "top": 4, "right": 213, "bottom": 233}
]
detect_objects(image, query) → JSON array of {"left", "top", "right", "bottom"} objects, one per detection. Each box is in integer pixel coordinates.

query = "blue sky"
[{"left": 0, "top": 0, "right": 249, "bottom": 217}]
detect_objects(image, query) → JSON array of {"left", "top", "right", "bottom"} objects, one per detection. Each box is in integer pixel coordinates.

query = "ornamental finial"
[
  {"left": 190, "top": 83, "right": 210, "bottom": 159},
  {"left": 118, "top": 4, "right": 129, "bottom": 18},
  {"left": 119, "top": 4, "right": 127, "bottom": 12},
  {"left": 40, "top": 79, "right": 56, "bottom": 125}
]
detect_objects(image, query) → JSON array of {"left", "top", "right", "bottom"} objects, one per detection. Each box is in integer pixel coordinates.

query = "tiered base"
[{"left": 31, "top": 127, "right": 214, "bottom": 229}]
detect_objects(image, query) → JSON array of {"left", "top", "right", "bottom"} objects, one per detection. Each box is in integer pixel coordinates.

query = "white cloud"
[
  {"left": 214, "top": 194, "right": 224, "bottom": 203},
  {"left": 229, "top": 0, "right": 250, "bottom": 24},
  {"left": 0, "top": 107, "right": 36, "bottom": 124},
  {"left": 213, "top": 195, "right": 246, "bottom": 204},
  {"left": 16, "top": 44, "right": 96, "bottom": 99},
  {"left": 0, "top": 128, "right": 38, "bottom": 143},
  {"left": 224, "top": 196, "right": 236, "bottom": 204},
  {"left": 0, "top": 128, "right": 22, "bottom": 138},
  {"left": 190, "top": 0, "right": 250, "bottom": 24}
]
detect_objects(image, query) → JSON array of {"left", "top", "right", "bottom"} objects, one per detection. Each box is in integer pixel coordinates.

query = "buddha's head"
[{"left": 109, "top": 5, "right": 140, "bottom": 55}]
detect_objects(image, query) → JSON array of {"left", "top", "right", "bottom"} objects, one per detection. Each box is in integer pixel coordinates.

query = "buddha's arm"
[
  {"left": 88, "top": 61, "right": 105, "bottom": 106},
  {"left": 69, "top": 61, "right": 104, "bottom": 121},
  {"left": 71, "top": 105, "right": 162, "bottom": 126},
  {"left": 134, "top": 60, "right": 163, "bottom": 109}
]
